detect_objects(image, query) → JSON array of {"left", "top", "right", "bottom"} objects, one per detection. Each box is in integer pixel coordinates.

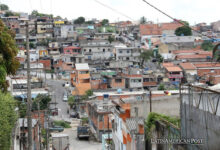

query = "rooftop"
[
  {"left": 179, "top": 63, "right": 196, "bottom": 70},
  {"left": 166, "top": 66, "right": 182, "bottom": 72},
  {"left": 75, "top": 63, "right": 89, "bottom": 70}
]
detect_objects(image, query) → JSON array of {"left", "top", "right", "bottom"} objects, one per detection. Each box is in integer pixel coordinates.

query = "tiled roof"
[
  {"left": 176, "top": 54, "right": 212, "bottom": 60},
  {"left": 126, "top": 118, "right": 144, "bottom": 132},
  {"left": 64, "top": 46, "right": 81, "bottom": 50},
  {"left": 166, "top": 66, "right": 182, "bottom": 72},
  {"left": 194, "top": 63, "right": 220, "bottom": 68},
  {"left": 123, "top": 74, "right": 142, "bottom": 78},
  {"left": 140, "top": 22, "right": 182, "bottom": 36},
  {"left": 162, "top": 62, "right": 174, "bottom": 67},
  {"left": 172, "top": 49, "right": 203, "bottom": 54},
  {"left": 179, "top": 63, "right": 196, "bottom": 70},
  {"left": 161, "top": 22, "right": 183, "bottom": 30},
  {"left": 140, "top": 24, "right": 162, "bottom": 36}
]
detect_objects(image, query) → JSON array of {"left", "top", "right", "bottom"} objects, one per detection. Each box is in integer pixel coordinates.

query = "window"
[
  {"left": 119, "top": 50, "right": 122, "bottom": 53},
  {"left": 108, "top": 49, "right": 111, "bottom": 52},
  {"left": 115, "top": 79, "right": 122, "bottom": 83},
  {"left": 80, "top": 71, "right": 89, "bottom": 74},
  {"left": 126, "top": 57, "right": 129, "bottom": 60},
  {"left": 99, "top": 115, "right": 103, "bottom": 121},
  {"left": 103, "top": 49, "right": 105, "bottom": 52},
  {"left": 84, "top": 49, "right": 86, "bottom": 52},
  {"left": 143, "top": 78, "right": 149, "bottom": 82},
  {"left": 89, "top": 49, "right": 92, "bottom": 52},
  {"left": 127, "top": 50, "right": 130, "bottom": 53},
  {"left": 66, "top": 50, "right": 70, "bottom": 53}
]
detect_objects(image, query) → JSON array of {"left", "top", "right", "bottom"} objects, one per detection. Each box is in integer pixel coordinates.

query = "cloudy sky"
[{"left": 1, "top": 0, "right": 219, "bottom": 25}]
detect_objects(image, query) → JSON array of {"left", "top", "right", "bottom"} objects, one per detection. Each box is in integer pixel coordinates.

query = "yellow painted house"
[
  {"left": 71, "top": 63, "right": 91, "bottom": 96},
  {"left": 39, "top": 49, "right": 48, "bottom": 57}
]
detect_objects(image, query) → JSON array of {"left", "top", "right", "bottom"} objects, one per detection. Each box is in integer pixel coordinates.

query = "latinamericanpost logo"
[{"left": 151, "top": 138, "right": 204, "bottom": 145}]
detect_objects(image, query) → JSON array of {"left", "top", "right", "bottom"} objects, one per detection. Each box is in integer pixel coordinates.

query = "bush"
[
  {"left": 53, "top": 120, "right": 71, "bottom": 128},
  {"left": 158, "top": 84, "right": 165, "bottom": 90}
]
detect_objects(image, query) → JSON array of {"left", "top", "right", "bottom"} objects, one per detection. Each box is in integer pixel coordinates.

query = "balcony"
[{"left": 168, "top": 74, "right": 183, "bottom": 78}]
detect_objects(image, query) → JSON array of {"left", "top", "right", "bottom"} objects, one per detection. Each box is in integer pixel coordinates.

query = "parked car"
[
  {"left": 77, "top": 126, "right": 90, "bottom": 140},
  {"left": 63, "top": 95, "right": 68, "bottom": 102},
  {"left": 70, "top": 112, "right": 79, "bottom": 118}
]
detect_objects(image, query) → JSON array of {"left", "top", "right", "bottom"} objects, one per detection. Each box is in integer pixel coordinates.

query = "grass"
[{"left": 53, "top": 120, "right": 71, "bottom": 128}]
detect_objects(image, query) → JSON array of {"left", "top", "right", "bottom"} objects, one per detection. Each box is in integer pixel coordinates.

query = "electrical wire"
[
  {"left": 142, "top": 0, "right": 213, "bottom": 40},
  {"left": 93, "top": 0, "right": 134, "bottom": 21}
]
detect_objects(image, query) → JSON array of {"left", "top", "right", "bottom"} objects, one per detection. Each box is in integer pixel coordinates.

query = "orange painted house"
[{"left": 71, "top": 63, "right": 91, "bottom": 96}]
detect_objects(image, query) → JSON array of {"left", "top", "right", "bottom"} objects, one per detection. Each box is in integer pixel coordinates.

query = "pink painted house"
[{"left": 63, "top": 46, "right": 81, "bottom": 55}]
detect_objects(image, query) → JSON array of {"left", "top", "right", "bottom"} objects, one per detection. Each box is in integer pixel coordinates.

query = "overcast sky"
[{"left": 1, "top": 0, "right": 219, "bottom": 25}]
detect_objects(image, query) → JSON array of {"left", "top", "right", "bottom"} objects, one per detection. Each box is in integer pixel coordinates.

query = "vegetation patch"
[
  {"left": 145, "top": 112, "right": 180, "bottom": 139},
  {"left": 53, "top": 120, "right": 71, "bottom": 128}
]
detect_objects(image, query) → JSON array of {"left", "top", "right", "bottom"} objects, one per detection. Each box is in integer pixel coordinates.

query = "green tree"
[
  {"left": 201, "top": 41, "right": 214, "bottom": 51},
  {"left": 85, "top": 20, "right": 95, "bottom": 25},
  {"left": 81, "top": 90, "right": 93, "bottom": 101},
  {"left": 108, "top": 36, "right": 114, "bottom": 43},
  {"left": 139, "top": 50, "right": 153, "bottom": 67},
  {"left": 68, "top": 96, "right": 75, "bottom": 109},
  {"left": 0, "top": 4, "right": 9, "bottom": 10},
  {"left": 140, "top": 16, "right": 146, "bottom": 24},
  {"left": 29, "top": 42, "right": 35, "bottom": 49},
  {"left": 175, "top": 26, "right": 192, "bottom": 36},
  {"left": 4, "top": 11, "right": 14, "bottom": 17},
  {"left": 17, "top": 101, "right": 27, "bottom": 118},
  {"left": 32, "top": 94, "right": 51, "bottom": 110},
  {"left": 158, "top": 83, "right": 165, "bottom": 90},
  {"left": 0, "top": 92, "right": 17, "bottom": 149},
  {"left": 0, "top": 19, "right": 20, "bottom": 92},
  {"left": 101, "top": 19, "right": 109, "bottom": 26},
  {"left": 74, "top": 17, "right": 85, "bottom": 24}
]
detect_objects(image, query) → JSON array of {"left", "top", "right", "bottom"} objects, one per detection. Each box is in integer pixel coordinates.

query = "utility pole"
[
  {"left": 149, "top": 89, "right": 152, "bottom": 112},
  {"left": 26, "top": 21, "right": 33, "bottom": 150},
  {"left": 38, "top": 99, "right": 42, "bottom": 150}
]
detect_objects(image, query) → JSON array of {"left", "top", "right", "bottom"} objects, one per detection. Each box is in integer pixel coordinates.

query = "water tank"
[{"left": 117, "top": 89, "right": 122, "bottom": 94}]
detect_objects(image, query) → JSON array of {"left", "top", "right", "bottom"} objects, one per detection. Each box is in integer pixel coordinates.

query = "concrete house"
[
  {"left": 63, "top": 46, "right": 81, "bottom": 55},
  {"left": 123, "top": 74, "right": 143, "bottom": 90},
  {"left": 81, "top": 40, "right": 114, "bottom": 62},
  {"left": 115, "top": 45, "right": 142, "bottom": 66},
  {"left": 87, "top": 100, "right": 114, "bottom": 141},
  {"left": 163, "top": 63, "right": 183, "bottom": 85},
  {"left": 111, "top": 100, "right": 145, "bottom": 150},
  {"left": 61, "top": 25, "right": 74, "bottom": 38}
]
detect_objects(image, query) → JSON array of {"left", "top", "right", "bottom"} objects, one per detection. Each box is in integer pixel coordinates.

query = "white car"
[{"left": 63, "top": 95, "right": 68, "bottom": 102}]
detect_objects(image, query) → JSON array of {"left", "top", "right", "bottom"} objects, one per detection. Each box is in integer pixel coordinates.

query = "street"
[{"left": 47, "top": 79, "right": 102, "bottom": 150}]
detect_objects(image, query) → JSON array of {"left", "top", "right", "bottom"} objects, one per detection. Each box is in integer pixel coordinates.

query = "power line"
[
  {"left": 93, "top": 0, "right": 134, "bottom": 21},
  {"left": 142, "top": 0, "right": 213, "bottom": 40}
]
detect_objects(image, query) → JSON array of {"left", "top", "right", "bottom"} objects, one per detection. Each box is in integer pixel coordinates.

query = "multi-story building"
[
  {"left": 81, "top": 40, "right": 114, "bottom": 62},
  {"left": 71, "top": 63, "right": 91, "bottom": 95},
  {"left": 87, "top": 100, "right": 114, "bottom": 141},
  {"left": 163, "top": 63, "right": 183, "bottom": 85},
  {"left": 115, "top": 46, "right": 142, "bottom": 66},
  {"left": 111, "top": 100, "right": 145, "bottom": 150}
]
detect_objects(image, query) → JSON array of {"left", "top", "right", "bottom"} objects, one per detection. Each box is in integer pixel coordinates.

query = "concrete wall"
[{"left": 129, "top": 95, "right": 180, "bottom": 119}]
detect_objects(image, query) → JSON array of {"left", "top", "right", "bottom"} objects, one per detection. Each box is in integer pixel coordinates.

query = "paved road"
[
  {"left": 47, "top": 79, "right": 102, "bottom": 150},
  {"left": 63, "top": 119, "right": 102, "bottom": 150},
  {"left": 47, "top": 79, "right": 69, "bottom": 118}
]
